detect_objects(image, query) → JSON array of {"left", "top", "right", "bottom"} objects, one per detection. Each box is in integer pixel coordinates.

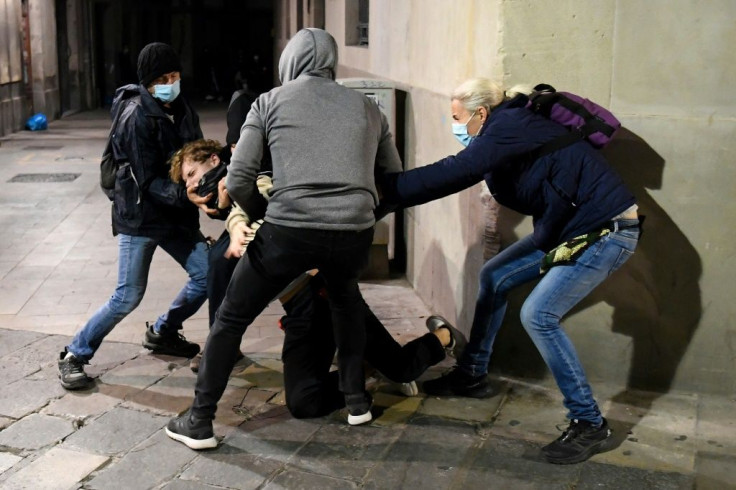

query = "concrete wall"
[
  {"left": 0, "top": 0, "right": 30, "bottom": 137},
  {"left": 28, "top": 0, "right": 60, "bottom": 119},
  {"left": 278, "top": 0, "right": 736, "bottom": 395}
]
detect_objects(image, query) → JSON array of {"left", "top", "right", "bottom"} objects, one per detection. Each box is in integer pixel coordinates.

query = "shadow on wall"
[
  {"left": 414, "top": 235, "right": 483, "bottom": 365},
  {"left": 488, "top": 128, "right": 702, "bottom": 401}
]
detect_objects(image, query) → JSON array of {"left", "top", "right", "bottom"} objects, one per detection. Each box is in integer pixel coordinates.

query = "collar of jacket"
[{"left": 478, "top": 94, "right": 528, "bottom": 137}]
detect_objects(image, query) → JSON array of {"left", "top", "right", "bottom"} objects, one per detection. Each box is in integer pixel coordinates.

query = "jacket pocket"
[{"left": 114, "top": 165, "right": 142, "bottom": 225}]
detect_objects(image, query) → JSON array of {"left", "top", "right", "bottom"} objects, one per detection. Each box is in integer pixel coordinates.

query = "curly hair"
[{"left": 169, "top": 138, "right": 223, "bottom": 183}]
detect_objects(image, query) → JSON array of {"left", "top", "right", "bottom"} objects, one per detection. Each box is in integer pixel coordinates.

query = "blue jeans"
[
  {"left": 459, "top": 219, "right": 639, "bottom": 424},
  {"left": 67, "top": 233, "right": 209, "bottom": 362}
]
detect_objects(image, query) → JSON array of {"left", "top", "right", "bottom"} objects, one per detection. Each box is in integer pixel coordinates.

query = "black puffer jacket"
[{"left": 109, "top": 84, "right": 203, "bottom": 238}]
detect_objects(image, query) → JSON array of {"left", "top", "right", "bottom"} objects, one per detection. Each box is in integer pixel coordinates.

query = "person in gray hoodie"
[{"left": 166, "top": 28, "right": 403, "bottom": 449}]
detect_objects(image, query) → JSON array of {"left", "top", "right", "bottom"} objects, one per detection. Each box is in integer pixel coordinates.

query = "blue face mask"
[
  {"left": 452, "top": 110, "right": 478, "bottom": 147},
  {"left": 152, "top": 79, "right": 181, "bottom": 103}
]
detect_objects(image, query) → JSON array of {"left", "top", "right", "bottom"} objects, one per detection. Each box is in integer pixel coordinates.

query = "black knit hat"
[{"left": 137, "top": 42, "right": 182, "bottom": 87}]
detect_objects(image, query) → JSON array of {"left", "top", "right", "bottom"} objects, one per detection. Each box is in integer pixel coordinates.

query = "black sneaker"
[
  {"left": 422, "top": 366, "right": 494, "bottom": 398},
  {"left": 345, "top": 392, "right": 373, "bottom": 425},
  {"left": 143, "top": 323, "right": 200, "bottom": 358},
  {"left": 426, "top": 315, "right": 467, "bottom": 358},
  {"left": 542, "top": 418, "right": 612, "bottom": 464},
  {"left": 58, "top": 351, "right": 93, "bottom": 390},
  {"left": 165, "top": 409, "right": 218, "bottom": 450}
]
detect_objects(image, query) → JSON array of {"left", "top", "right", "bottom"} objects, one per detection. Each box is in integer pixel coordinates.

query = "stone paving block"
[
  {"left": 694, "top": 451, "right": 736, "bottom": 490},
  {"left": 0, "top": 379, "right": 66, "bottom": 418},
  {"left": 264, "top": 468, "right": 359, "bottom": 489},
  {"left": 231, "top": 388, "right": 281, "bottom": 421},
  {"left": 596, "top": 389, "right": 698, "bottom": 474},
  {"left": 42, "top": 389, "right": 122, "bottom": 420},
  {"left": 419, "top": 393, "right": 501, "bottom": 424},
  {"left": 222, "top": 412, "right": 321, "bottom": 464},
  {"left": 0, "top": 278, "right": 44, "bottom": 315},
  {"left": 372, "top": 392, "right": 422, "bottom": 427},
  {"left": 1, "top": 334, "right": 71, "bottom": 372},
  {"left": 362, "top": 417, "right": 478, "bottom": 489},
  {"left": 212, "top": 385, "right": 264, "bottom": 435},
  {"left": 464, "top": 435, "right": 581, "bottom": 489},
  {"left": 695, "top": 394, "right": 736, "bottom": 457},
  {"left": 122, "top": 364, "right": 198, "bottom": 416},
  {"left": 98, "top": 355, "right": 176, "bottom": 391},
  {"left": 161, "top": 479, "right": 222, "bottom": 489},
  {"left": 0, "top": 355, "right": 40, "bottom": 387},
  {"left": 86, "top": 430, "right": 197, "bottom": 490},
  {"left": 230, "top": 361, "right": 286, "bottom": 392},
  {"left": 0, "top": 447, "right": 108, "bottom": 490},
  {"left": 577, "top": 460, "right": 694, "bottom": 489},
  {"left": 0, "top": 414, "right": 74, "bottom": 450},
  {"left": 0, "top": 453, "right": 22, "bottom": 475},
  {"left": 290, "top": 422, "right": 400, "bottom": 481},
  {"left": 63, "top": 407, "right": 168, "bottom": 456},
  {"left": 178, "top": 450, "right": 282, "bottom": 489},
  {"left": 485, "top": 381, "right": 564, "bottom": 444},
  {"left": 0, "top": 328, "right": 44, "bottom": 357}
]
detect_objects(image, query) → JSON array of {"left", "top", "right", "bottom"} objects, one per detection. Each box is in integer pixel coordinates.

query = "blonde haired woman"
[{"left": 381, "top": 78, "right": 640, "bottom": 464}]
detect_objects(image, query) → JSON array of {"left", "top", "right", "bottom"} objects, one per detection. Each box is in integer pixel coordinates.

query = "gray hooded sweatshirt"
[{"left": 226, "top": 28, "right": 402, "bottom": 230}]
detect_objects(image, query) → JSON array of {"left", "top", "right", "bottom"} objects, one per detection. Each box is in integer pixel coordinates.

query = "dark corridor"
[{"left": 92, "top": 0, "right": 275, "bottom": 107}]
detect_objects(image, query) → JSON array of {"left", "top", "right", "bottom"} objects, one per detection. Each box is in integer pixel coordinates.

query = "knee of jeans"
[
  {"left": 520, "top": 300, "right": 557, "bottom": 332},
  {"left": 480, "top": 267, "right": 512, "bottom": 298},
  {"left": 110, "top": 286, "right": 145, "bottom": 314}
]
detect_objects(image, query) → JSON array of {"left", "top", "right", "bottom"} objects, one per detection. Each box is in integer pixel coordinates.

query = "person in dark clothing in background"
[
  {"left": 57, "top": 42, "right": 208, "bottom": 391},
  {"left": 380, "top": 77, "right": 640, "bottom": 465}
]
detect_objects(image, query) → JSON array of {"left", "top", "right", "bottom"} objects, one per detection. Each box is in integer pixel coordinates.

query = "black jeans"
[
  {"left": 207, "top": 231, "right": 239, "bottom": 327},
  {"left": 192, "top": 222, "right": 374, "bottom": 419},
  {"left": 281, "top": 275, "right": 447, "bottom": 418}
]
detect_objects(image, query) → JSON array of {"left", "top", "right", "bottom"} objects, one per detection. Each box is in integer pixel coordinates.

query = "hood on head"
[{"left": 278, "top": 28, "right": 338, "bottom": 84}]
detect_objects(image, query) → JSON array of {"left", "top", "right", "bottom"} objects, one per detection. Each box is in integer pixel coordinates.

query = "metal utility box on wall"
[{"left": 337, "top": 78, "right": 406, "bottom": 279}]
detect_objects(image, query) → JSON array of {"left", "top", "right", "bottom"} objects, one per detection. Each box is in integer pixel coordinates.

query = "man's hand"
[
  {"left": 224, "top": 220, "right": 262, "bottom": 258},
  {"left": 186, "top": 185, "right": 218, "bottom": 216},
  {"left": 216, "top": 177, "right": 231, "bottom": 210}
]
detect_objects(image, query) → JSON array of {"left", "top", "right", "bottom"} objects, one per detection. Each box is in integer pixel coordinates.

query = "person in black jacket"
[
  {"left": 381, "top": 78, "right": 640, "bottom": 465},
  {"left": 58, "top": 42, "right": 209, "bottom": 391}
]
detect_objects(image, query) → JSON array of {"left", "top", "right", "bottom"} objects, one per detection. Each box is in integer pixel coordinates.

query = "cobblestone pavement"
[{"left": 0, "top": 107, "right": 733, "bottom": 489}]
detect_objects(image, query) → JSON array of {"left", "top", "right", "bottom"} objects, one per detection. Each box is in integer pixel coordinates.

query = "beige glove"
[{"left": 256, "top": 174, "right": 273, "bottom": 200}]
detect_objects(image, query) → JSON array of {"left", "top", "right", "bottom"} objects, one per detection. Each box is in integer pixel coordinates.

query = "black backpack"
[{"left": 99, "top": 113, "right": 128, "bottom": 201}]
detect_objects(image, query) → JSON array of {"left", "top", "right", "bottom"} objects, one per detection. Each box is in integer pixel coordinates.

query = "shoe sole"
[
  {"left": 142, "top": 341, "right": 199, "bottom": 359},
  {"left": 59, "top": 377, "right": 94, "bottom": 390},
  {"left": 165, "top": 427, "right": 218, "bottom": 450},
  {"left": 543, "top": 437, "right": 611, "bottom": 464},
  {"left": 347, "top": 411, "right": 373, "bottom": 426}
]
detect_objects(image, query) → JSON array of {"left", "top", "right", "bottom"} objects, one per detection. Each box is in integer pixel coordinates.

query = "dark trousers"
[
  {"left": 281, "top": 275, "right": 447, "bottom": 418},
  {"left": 192, "top": 222, "right": 374, "bottom": 419},
  {"left": 207, "top": 231, "right": 239, "bottom": 327}
]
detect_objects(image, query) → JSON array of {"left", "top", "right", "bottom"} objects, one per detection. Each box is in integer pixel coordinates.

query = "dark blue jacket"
[
  {"left": 110, "top": 84, "right": 203, "bottom": 238},
  {"left": 382, "top": 95, "right": 636, "bottom": 251}
]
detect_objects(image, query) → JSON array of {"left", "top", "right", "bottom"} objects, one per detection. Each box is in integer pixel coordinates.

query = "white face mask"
[{"left": 451, "top": 110, "right": 477, "bottom": 147}]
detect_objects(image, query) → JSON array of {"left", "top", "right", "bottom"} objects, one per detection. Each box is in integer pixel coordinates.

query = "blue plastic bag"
[{"left": 25, "top": 113, "right": 48, "bottom": 131}]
